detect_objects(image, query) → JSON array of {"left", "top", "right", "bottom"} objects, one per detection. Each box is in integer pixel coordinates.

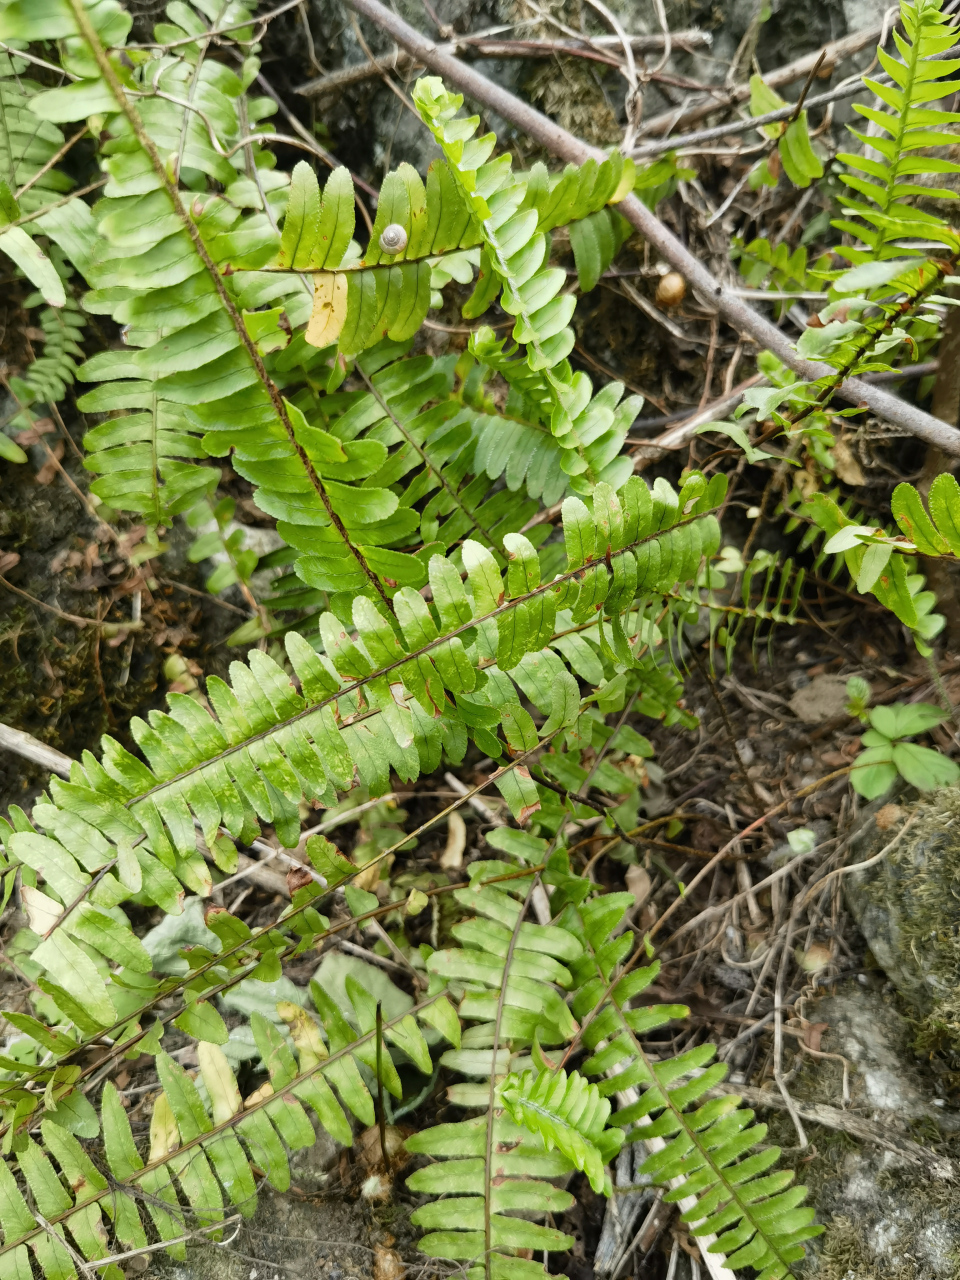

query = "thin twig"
[
  {"left": 635, "top": 22, "right": 887, "bottom": 139},
  {"left": 0, "top": 722, "right": 72, "bottom": 777},
  {"left": 1, "top": 179, "right": 108, "bottom": 231},
  {"left": 154, "top": 575, "right": 248, "bottom": 616},
  {"left": 375, "top": 1000, "right": 388, "bottom": 1171},
  {"left": 649, "top": 768, "right": 852, "bottom": 942},
  {"left": 15, "top": 126, "right": 88, "bottom": 199},
  {"left": 126, "top": 0, "right": 303, "bottom": 48},
  {"left": 0, "top": 574, "right": 140, "bottom": 632},
  {"left": 773, "top": 900, "right": 807, "bottom": 1148},
  {"left": 801, "top": 810, "right": 920, "bottom": 905},
  {"left": 293, "top": 31, "right": 712, "bottom": 95}
]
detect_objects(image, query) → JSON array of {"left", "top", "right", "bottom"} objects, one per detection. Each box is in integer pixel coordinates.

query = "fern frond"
[
  {"left": 799, "top": 486, "right": 945, "bottom": 651},
  {"left": 0, "top": 52, "right": 84, "bottom": 308},
  {"left": 262, "top": 140, "right": 631, "bottom": 353},
  {"left": 559, "top": 869, "right": 822, "bottom": 1280},
  {"left": 274, "top": 157, "right": 478, "bottom": 353},
  {"left": 0, "top": 53, "right": 93, "bottom": 418},
  {"left": 13, "top": 294, "right": 86, "bottom": 410},
  {"left": 0, "top": 988, "right": 455, "bottom": 1277},
  {"left": 0, "top": 474, "right": 718, "bottom": 1024},
  {"left": 835, "top": 0, "right": 960, "bottom": 260},
  {"left": 499, "top": 1067, "right": 615, "bottom": 1193},
  {"left": 403, "top": 856, "right": 586, "bottom": 1279},
  {"left": 404, "top": 836, "right": 820, "bottom": 1280},
  {"left": 413, "top": 76, "right": 634, "bottom": 487},
  {"left": 0, "top": 0, "right": 402, "bottom": 606}
]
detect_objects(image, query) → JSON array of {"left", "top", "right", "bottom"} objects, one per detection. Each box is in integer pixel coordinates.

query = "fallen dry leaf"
[
  {"left": 357, "top": 1123, "right": 408, "bottom": 1170},
  {"left": 286, "top": 866, "right": 314, "bottom": 895},
  {"left": 797, "top": 942, "right": 833, "bottom": 973},
  {"left": 115, "top": 524, "right": 148, "bottom": 559},
  {"left": 801, "top": 1020, "right": 830, "bottom": 1053},
  {"left": 625, "top": 863, "right": 652, "bottom": 906},
  {"left": 439, "top": 809, "right": 466, "bottom": 869},
  {"left": 352, "top": 858, "right": 384, "bottom": 891},
  {"left": 0, "top": 552, "right": 20, "bottom": 574},
  {"left": 14, "top": 417, "right": 55, "bottom": 446},
  {"left": 50, "top": 547, "right": 84, "bottom": 574},
  {"left": 832, "top": 435, "right": 866, "bottom": 486}
]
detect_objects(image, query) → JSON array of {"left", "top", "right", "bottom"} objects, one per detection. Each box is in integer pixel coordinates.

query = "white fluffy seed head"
[{"left": 378, "top": 223, "right": 408, "bottom": 254}]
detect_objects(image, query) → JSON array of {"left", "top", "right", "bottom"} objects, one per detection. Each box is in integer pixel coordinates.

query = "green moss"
[
  {"left": 855, "top": 792, "right": 960, "bottom": 1059},
  {"left": 522, "top": 60, "right": 621, "bottom": 146}
]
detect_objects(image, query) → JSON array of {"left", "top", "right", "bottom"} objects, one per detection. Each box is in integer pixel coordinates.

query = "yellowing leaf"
[
  {"left": 277, "top": 1001, "right": 328, "bottom": 1070},
  {"left": 244, "top": 1080, "right": 274, "bottom": 1109},
  {"left": 610, "top": 157, "right": 636, "bottom": 202},
  {"left": 197, "top": 1042, "right": 243, "bottom": 1124},
  {"left": 20, "top": 885, "right": 62, "bottom": 934},
  {"left": 306, "top": 272, "right": 348, "bottom": 348},
  {"left": 148, "top": 1092, "right": 180, "bottom": 1162},
  {"left": 406, "top": 888, "right": 429, "bottom": 915}
]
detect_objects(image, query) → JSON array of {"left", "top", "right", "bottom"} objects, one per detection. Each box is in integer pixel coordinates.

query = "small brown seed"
[{"left": 655, "top": 271, "right": 686, "bottom": 308}]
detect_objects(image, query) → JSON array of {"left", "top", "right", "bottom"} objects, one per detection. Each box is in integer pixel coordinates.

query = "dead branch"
[{"left": 294, "top": 30, "right": 712, "bottom": 97}]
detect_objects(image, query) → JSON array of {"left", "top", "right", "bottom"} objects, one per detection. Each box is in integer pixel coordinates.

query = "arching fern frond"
[
  {"left": 558, "top": 863, "right": 823, "bottom": 1280},
  {"left": 0, "top": 990, "right": 455, "bottom": 1277},
  {"left": 413, "top": 76, "right": 634, "bottom": 488},
  {"left": 0, "top": 474, "right": 720, "bottom": 1021},
  {"left": 835, "top": 0, "right": 960, "bottom": 260},
  {"left": 499, "top": 1067, "right": 614, "bottom": 1193},
  {"left": 403, "top": 839, "right": 820, "bottom": 1280}
]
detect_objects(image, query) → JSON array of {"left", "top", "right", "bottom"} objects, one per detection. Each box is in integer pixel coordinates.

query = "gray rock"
[
  {"left": 788, "top": 674, "right": 849, "bottom": 722},
  {"left": 774, "top": 987, "right": 960, "bottom": 1279},
  {"left": 843, "top": 789, "right": 960, "bottom": 1044},
  {"left": 815, "top": 988, "right": 952, "bottom": 1124}
]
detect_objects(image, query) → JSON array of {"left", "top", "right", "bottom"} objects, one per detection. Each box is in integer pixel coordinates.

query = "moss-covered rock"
[
  {"left": 767, "top": 987, "right": 960, "bottom": 1279},
  {"left": 843, "top": 790, "right": 960, "bottom": 1060}
]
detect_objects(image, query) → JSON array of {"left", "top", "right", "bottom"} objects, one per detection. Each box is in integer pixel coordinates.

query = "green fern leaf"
[{"left": 499, "top": 1067, "right": 613, "bottom": 1192}]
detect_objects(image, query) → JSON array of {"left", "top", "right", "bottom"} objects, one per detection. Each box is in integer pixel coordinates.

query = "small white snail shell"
[{"left": 378, "top": 223, "right": 408, "bottom": 255}]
